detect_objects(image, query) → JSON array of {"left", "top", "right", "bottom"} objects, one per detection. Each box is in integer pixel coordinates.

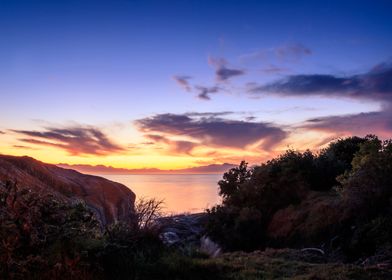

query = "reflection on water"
[{"left": 101, "top": 174, "right": 222, "bottom": 214}]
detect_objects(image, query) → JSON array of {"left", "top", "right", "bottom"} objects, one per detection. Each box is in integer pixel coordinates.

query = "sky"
[{"left": 0, "top": 0, "right": 392, "bottom": 170}]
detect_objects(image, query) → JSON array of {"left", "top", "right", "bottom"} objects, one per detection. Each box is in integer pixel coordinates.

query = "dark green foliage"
[
  {"left": 310, "top": 136, "right": 366, "bottom": 191},
  {"left": 347, "top": 216, "right": 392, "bottom": 258},
  {"left": 207, "top": 205, "right": 264, "bottom": 251},
  {"left": 206, "top": 135, "right": 392, "bottom": 257},
  {"left": 99, "top": 222, "right": 165, "bottom": 279},
  {"left": 0, "top": 181, "right": 102, "bottom": 279},
  {"left": 340, "top": 136, "right": 392, "bottom": 218},
  {"left": 0, "top": 181, "right": 168, "bottom": 280},
  {"left": 218, "top": 161, "right": 252, "bottom": 204}
]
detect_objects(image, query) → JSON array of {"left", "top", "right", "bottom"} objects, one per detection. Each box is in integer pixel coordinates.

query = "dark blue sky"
[{"left": 0, "top": 0, "right": 391, "bottom": 168}]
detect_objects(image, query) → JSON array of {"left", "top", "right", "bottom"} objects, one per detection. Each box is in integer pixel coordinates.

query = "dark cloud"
[
  {"left": 300, "top": 96, "right": 392, "bottom": 138},
  {"left": 0, "top": 131, "right": 5, "bottom": 134},
  {"left": 145, "top": 134, "right": 196, "bottom": 154},
  {"left": 173, "top": 57, "right": 243, "bottom": 100},
  {"left": 250, "top": 62, "right": 392, "bottom": 101},
  {"left": 135, "top": 113, "right": 287, "bottom": 150},
  {"left": 171, "top": 140, "right": 197, "bottom": 154},
  {"left": 302, "top": 109, "right": 392, "bottom": 137},
  {"left": 172, "top": 75, "right": 221, "bottom": 100},
  {"left": 208, "top": 56, "right": 245, "bottom": 82},
  {"left": 145, "top": 134, "right": 167, "bottom": 142},
  {"left": 13, "top": 145, "right": 37, "bottom": 150},
  {"left": 248, "top": 61, "right": 392, "bottom": 138},
  {"left": 194, "top": 86, "right": 220, "bottom": 100},
  {"left": 173, "top": 75, "right": 192, "bottom": 92},
  {"left": 216, "top": 67, "right": 245, "bottom": 81},
  {"left": 13, "top": 126, "right": 124, "bottom": 156},
  {"left": 185, "top": 111, "right": 234, "bottom": 117},
  {"left": 245, "top": 116, "right": 257, "bottom": 121}
]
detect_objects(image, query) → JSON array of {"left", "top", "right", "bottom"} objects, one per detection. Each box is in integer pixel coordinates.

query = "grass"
[{"left": 149, "top": 248, "right": 392, "bottom": 280}]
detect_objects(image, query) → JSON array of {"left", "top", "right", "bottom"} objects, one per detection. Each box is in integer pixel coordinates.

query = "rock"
[
  {"left": 200, "top": 236, "right": 221, "bottom": 257},
  {"left": 160, "top": 232, "right": 181, "bottom": 245},
  {"left": 157, "top": 213, "right": 222, "bottom": 256},
  {"left": 0, "top": 154, "right": 136, "bottom": 225}
]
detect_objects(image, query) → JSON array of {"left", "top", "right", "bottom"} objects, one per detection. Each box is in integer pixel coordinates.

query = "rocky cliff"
[{"left": 0, "top": 154, "right": 136, "bottom": 225}]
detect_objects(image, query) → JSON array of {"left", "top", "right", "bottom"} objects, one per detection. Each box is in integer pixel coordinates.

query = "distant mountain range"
[{"left": 56, "top": 163, "right": 237, "bottom": 175}]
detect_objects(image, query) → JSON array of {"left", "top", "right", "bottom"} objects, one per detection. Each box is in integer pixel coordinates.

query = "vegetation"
[
  {"left": 0, "top": 181, "right": 166, "bottom": 279},
  {"left": 206, "top": 135, "right": 392, "bottom": 261},
  {"left": 1, "top": 134, "right": 392, "bottom": 279}
]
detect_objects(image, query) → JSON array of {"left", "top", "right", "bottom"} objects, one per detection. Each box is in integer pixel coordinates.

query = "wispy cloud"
[
  {"left": 260, "top": 65, "right": 290, "bottom": 74},
  {"left": 172, "top": 75, "right": 192, "bottom": 92},
  {"left": 184, "top": 111, "right": 234, "bottom": 117},
  {"left": 12, "top": 125, "right": 124, "bottom": 156},
  {"left": 302, "top": 108, "right": 392, "bottom": 137},
  {"left": 194, "top": 85, "right": 220, "bottom": 100},
  {"left": 145, "top": 134, "right": 196, "bottom": 154},
  {"left": 12, "top": 145, "right": 37, "bottom": 150},
  {"left": 240, "top": 43, "right": 312, "bottom": 63},
  {"left": 275, "top": 43, "right": 312, "bottom": 60}
]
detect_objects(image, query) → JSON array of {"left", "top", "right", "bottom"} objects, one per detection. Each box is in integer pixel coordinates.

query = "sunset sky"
[{"left": 1, "top": 0, "right": 392, "bottom": 170}]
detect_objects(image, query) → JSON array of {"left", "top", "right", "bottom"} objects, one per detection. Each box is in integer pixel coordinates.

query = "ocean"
[{"left": 101, "top": 174, "right": 222, "bottom": 214}]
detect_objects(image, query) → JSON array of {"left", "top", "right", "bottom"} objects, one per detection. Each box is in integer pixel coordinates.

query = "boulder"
[{"left": 0, "top": 154, "right": 136, "bottom": 225}]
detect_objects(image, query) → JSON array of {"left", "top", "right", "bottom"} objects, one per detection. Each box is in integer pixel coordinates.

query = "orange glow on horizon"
[{"left": 0, "top": 127, "right": 343, "bottom": 171}]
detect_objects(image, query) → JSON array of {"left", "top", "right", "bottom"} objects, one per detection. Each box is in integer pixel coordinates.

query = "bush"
[
  {"left": 0, "top": 182, "right": 167, "bottom": 280},
  {"left": 0, "top": 181, "right": 102, "bottom": 279},
  {"left": 206, "top": 135, "right": 391, "bottom": 254}
]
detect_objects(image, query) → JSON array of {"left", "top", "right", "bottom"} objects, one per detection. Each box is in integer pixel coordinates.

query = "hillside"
[{"left": 0, "top": 154, "right": 136, "bottom": 225}]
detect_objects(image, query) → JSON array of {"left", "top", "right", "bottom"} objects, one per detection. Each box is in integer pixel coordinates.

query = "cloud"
[
  {"left": 185, "top": 111, "right": 234, "bottom": 117},
  {"left": 261, "top": 65, "right": 290, "bottom": 74},
  {"left": 240, "top": 43, "right": 312, "bottom": 63},
  {"left": 145, "top": 134, "right": 196, "bottom": 154},
  {"left": 250, "top": 62, "right": 392, "bottom": 101},
  {"left": 208, "top": 56, "right": 245, "bottom": 82},
  {"left": 171, "top": 140, "right": 197, "bottom": 154},
  {"left": 12, "top": 145, "right": 37, "bottom": 150},
  {"left": 194, "top": 86, "right": 220, "bottom": 100},
  {"left": 13, "top": 126, "right": 124, "bottom": 156},
  {"left": 0, "top": 131, "right": 5, "bottom": 134},
  {"left": 302, "top": 109, "right": 392, "bottom": 137},
  {"left": 247, "top": 61, "right": 392, "bottom": 140},
  {"left": 208, "top": 57, "right": 228, "bottom": 68},
  {"left": 173, "top": 57, "right": 244, "bottom": 100},
  {"left": 135, "top": 113, "right": 287, "bottom": 150},
  {"left": 172, "top": 75, "right": 221, "bottom": 100},
  {"left": 216, "top": 67, "right": 245, "bottom": 81},
  {"left": 173, "top": 75, "right": 192, "bottom": 92}
]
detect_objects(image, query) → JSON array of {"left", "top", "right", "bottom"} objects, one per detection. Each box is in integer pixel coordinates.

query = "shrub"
[
  {"left": 0, "top": 181, "right": 102, "bottom": 279},
  {"left": 206, "top": 135, "right": 391, "bottom": 253}
]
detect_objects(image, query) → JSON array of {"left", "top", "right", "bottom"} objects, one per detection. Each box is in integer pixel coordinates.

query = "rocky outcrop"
[
  {"left": 158, "top": 213, "right": 222, "bottom": 257},
  {"left": 0, "top": 154, "right": 135, "bottom": 225}
]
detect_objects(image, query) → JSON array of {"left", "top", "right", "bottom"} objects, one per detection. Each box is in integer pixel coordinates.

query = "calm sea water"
[{"left": 101, "top": 174, "right": 222, "bottom": 214}]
